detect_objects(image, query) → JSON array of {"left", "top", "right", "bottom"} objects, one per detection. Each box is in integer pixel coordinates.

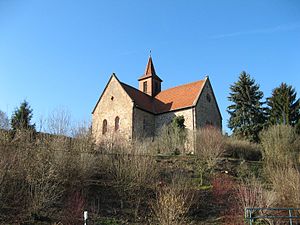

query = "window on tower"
[
  {"left": 143, "top": 81, "right": 147, "bottom": 93},
  {"left": 155, "top": 82, "right": 159, "bottom": 93}
]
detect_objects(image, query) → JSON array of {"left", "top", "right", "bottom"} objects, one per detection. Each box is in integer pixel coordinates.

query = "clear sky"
[{"left": 0, "top": 0, "right": 300, "bottom": 132}]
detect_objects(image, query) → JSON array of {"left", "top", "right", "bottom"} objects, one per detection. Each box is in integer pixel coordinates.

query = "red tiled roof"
[
  {"left": 121, "top": 82, "right": 155, "bottom": 113},
  {"left": 121, "top": 79, "right": 205, "bottom": 114},
  {"left": 154, "top": 80, "right": 205, "bottom": 113}
]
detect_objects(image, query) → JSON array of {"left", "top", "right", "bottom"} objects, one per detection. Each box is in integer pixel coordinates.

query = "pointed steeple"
[
  {"left": 144, "top": 56, "right": 156, "bottom": 76},
  {"left": 138, "top": 55, "right": 162, "bottom": 81},
  {"left": 138, "top": 55, "right": 163, "bottom": 97}
]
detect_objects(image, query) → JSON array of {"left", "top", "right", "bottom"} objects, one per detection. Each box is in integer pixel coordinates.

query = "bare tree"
[
  {"left": 47, "top": 107, "right": 71, "bottom": 135},
  {"left": 0, "top": 110, "right": 9, "bottom": 130}
]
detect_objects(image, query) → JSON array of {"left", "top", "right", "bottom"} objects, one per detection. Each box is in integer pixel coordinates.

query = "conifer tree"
[
  {"left": 227, "top": 71, "right": 265, "bottom": 142},
  {"left": 266, "top": 83, "right": 300, "bottom": 126},
  {"left": 11, "top": 100, "right": 35, "bottom": 131}
]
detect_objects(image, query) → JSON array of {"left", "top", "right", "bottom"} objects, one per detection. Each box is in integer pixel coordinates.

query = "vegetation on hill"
[
  {"left": 1, "top": 121, "right": 300, "bottom": 225},
  {"left": 1, "top": 73, "right": 300, "bottom": 225}
]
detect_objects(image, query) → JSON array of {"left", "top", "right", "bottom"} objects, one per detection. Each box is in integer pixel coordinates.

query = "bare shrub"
[
  {"left": 0, "top": 145, "right": 26, "bottom": 223},
  {"left": 194, "top": 127, "right": 225, "bottom": 185},
  {"left": 225, "top": 137, "right": 262, "bottom": 161},
  {"left": 108, "top": 141, "right": 159, "bottom": 219},
  {"left": 237, "top": 177, "right": 275, "bottom": 222},
  {"left": 211, "top": 174, "right": 242, "bottom": 224},
  {"left": 24, "top": 138, "right": 66, "bottom": 220},
  {"left": 155, "top": 124, "right": 189, "bottom": 154},
  {"left": 267, "top": 166, "right": 300, "bottom": 207},
  {"left": 260, "top": 125, "right": 299, "bottom": 166},
  {"left": 152, "top": 175, "right": 193, "bottom": 225},
  {"left": 195, "top": 127, "right": 225, "bottom": 167},
  {"left": 61, "top": 191, "right": 85, "bottom": 225}
]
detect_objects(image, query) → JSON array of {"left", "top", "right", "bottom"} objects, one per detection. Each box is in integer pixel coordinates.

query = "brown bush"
[
  {"left": 211, "top": 174, "right": 242, "bottom": 225},
  {"left": 0, "top": 124, "right": 96, "bottom": 224},
  {"left": 194, "top": 127, "right": 225, "bottom": 186},
  {"left": 267, "top": 166, "right": 300, "bottom": 207},
  {"left": 107, "top": 141, "right": 159, "bottom": 220},
  {"left": 151, "top": 174, "right": 194, "bottom": 225},
  {"left": 260, "top": 124, "right": 299, "bottom": 166},
  {"left": 225, "top": 137, "right": 262, "bottom": 161}
]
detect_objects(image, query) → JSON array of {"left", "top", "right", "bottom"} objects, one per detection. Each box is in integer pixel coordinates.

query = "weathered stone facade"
[
  {"left": 92, "top": 75, "right": 133, "bottom": 143},
  {"left": 195, "top": 79, "right": 222, "bottom": 129},
  {"left": 155, "top": 108, "right": 194, "bottom": 132},
  {"left": 133, "top": 108, "right": 155, "bottom": 138},
  {"left": 92, "top": 57, "right": 222, "bottom": 145}
]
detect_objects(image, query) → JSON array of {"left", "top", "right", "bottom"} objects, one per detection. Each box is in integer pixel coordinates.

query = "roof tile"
[{"left": 121, "top": 79, "right": 205, "bottom": 114}]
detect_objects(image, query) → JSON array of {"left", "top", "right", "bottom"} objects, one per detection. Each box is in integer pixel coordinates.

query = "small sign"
[{"left": 83, "top": 211, "right": 87, "bottom": 220}]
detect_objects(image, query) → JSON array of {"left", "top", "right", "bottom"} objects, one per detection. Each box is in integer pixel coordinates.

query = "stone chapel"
[{"left": 92, "top": 56, "right": 222, "bottom": 144}]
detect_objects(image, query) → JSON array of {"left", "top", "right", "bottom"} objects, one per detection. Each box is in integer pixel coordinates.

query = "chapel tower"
[{"left": 138, "top": 56, "right": 163, "bottom": 97}]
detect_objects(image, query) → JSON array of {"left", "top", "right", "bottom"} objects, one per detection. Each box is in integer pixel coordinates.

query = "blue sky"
[{"left": 0, "top": 0, "right": 300, "bottom": 132}]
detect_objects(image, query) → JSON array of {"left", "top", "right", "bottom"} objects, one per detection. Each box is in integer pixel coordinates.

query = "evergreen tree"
[
  {"left": 266, "top": 83, "right": 300, "bottom": 126},
  {"left": 11, "top": 100, "right": 35, "bottom": 131},
  {"left": 227, "top": 71, "right": 265, "bottom": 142}
]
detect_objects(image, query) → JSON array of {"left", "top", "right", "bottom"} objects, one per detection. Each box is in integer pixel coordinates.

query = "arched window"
[
  {"left": 115, "top": 116, "right": 119, "bottom": 131},
  {"left": 102, "top": 119, "right": 107, "bottom": 134}
]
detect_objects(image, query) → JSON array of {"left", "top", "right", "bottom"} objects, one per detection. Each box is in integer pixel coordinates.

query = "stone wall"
[
  {"left": 195, "top": 79, "right": 222, "bottom": 130},
  {"left": 154, "top": 108, "right": 194, "bottom": 133},
  {"left": 133, "top": 108, "right": 155, "bottom": 139},
  {"left": 154, "top": 108, "right": 195, "bottom": 152},
  {"left": 92, "top": 76, "right": 133, "bottom": 144}
]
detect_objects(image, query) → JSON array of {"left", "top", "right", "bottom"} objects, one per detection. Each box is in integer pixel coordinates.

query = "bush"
[
  {"left": 194, "top": 127, "right": 225, "bottom": 186},
  {"left": 108, "top": 141, "right": 159, "bottom": 220},
  {"left": 0, "top": 125, "right": 96, "bottom": 224},
  {"left": 225, "top": 137, "right": 262, "bottom": 161},
  {"left": 211, "top": 174, "right": 242, "bottom": 224},
  {"left": 260, "top": 125, "right": 300, "bottom": 209},
  {"left": 151, "top": 174, "right": 194, "bottom": 225},
  {"left": 260, "top": 125, "right": 299, "bottom": 166},
  {"left": 266, "top": 166, "right": 300, "bottom": 207}
]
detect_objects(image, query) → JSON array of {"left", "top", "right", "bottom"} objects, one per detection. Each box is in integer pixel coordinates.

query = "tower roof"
[{"left": 138, "top": 56, "right": 162, "bottom": 82}]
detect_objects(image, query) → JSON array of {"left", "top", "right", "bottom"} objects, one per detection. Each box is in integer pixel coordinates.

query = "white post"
[{"left": 84, "top": 211, "right": 88, "bottom": 225}]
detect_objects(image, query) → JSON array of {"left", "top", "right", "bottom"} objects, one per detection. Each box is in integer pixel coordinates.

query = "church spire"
[
  {"left": 138, "top": 55, "right": 162, "bottom": 81},
  {"left": 138, "top": 54, "right": 163, "bottom": 97},
  {"left": 144, "top": 55, "right": 157, "bottom": 76}
]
